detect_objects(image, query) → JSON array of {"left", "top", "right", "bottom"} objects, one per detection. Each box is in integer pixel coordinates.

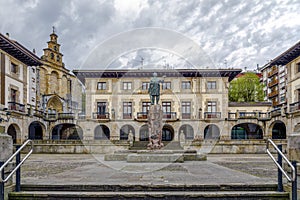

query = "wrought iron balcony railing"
[
  {"left": 8, "top": 102, "right": 25, "bottom": 113},
  {"left": 58, "top": 113, "right": 75, "bottom": 120},
  {"left": 290, "top": 101, "right": 300, "bottom": 112},
  {"left": 204, "top": 112, "right": 221, "bottom": 119},
  {"left": 163, "top": 112, "right": 177, "bottom": 120},
  {"left": 137, "top": 112, "right": 148, "bottom": 119},
  {"left": 93, "top": 112, "right": 110, "bottom": 120}
]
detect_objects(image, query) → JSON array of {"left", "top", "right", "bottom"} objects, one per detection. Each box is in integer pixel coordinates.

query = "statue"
[{"left": 148, "top": 72, "right": 164, "bottom": 105}]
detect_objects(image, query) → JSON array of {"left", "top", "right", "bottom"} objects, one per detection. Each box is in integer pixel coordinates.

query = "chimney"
[
  {"left": 5, "top": 33, "right": 9, "bottom": 38},
  {"left": 33, "top": 49, "right": 36, "bottom": 54}
]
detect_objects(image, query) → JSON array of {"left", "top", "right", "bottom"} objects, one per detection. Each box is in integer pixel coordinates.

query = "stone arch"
[
  {"left": 52, "top": 123, "right": 83, "bottom": 140},
  {"left": 120, "top": 124, "right": 135, "bottom": 140},
  {"left": 231, "top": 123, "right": 263, "bottom": 139},
  {"left": 204, "top": 124, "right": 220, "bottom": 139},
  {"left": 50, "top": 71, "right": 59, "bottom": 93},
  {"left": 139, "top": 124, "right": 149, "bottom": 141},
  {"left": 271, "top": 120, "right": 286, "bottom": 139},
  {"left": 179, "top": 124, "right": 194, "bottom": 140},
  {"left": 47, "top": 96, "right": 63, "bottom": 113},
  {"left": 94, "top": 124, "right": 110, "bottom": 140},
  {"left": 7, "top": 123, "right": 21, "bottom": 144},
  {"left": 162, "top": 124, "right": 174, "bottom": 141},
  {"left": 28, "top": 121, "right": 45, "bottom": 140}
]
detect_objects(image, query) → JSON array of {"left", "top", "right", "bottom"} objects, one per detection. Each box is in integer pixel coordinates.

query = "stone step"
[
  {"left": 130, "top": 141, "right": 183, "bottom": 150},
  {"left": 20, "top": 183, "right": 279, "bottom": 192},
  {"left": 8, "top": 191, "right": 290, "bottom": 200}
]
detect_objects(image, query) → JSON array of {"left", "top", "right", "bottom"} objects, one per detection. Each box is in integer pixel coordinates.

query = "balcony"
[
  {"left": 78, "top": 113, "right": 86, "bottom": 120},
  {"left": 182, "top": 113, "right": 191, "bottom": 119},
  {"left": 33, "top": 110, "right": 45, "bottom": 118},
  {"left": 8, "top": 102, "right": 25, "bottom": 113},
  {"left": 270, "top": 108, "right": 281, "bottom": 117},
  {"left": 268, "top": 90, "right": 278, "bottom": 98},
  {"left": 204, "top": 112, "right": 221, "bottom": 119},
  {"left": 290, "top": 101, "right": 300, "bottom": 113},
  {"left": 44, "top": 113, "right": 57, "bottom": 121},
  {"left": 136, "top": 112, "right": 148, "bottom": 121},
  {"left": 267, "top": 68, "right": 278, "bottom": 77},
  {"left": 163, "top": 112, "right": 177, "bottom": 121},
  {"left": 228, "top": 112, "right": 270, "bottom": 120},
  {"left": 238, "top": 112, "right": 257, "bottom": 119},
  {"left": 93, "top": 112, "right": 110, "bottom": 120},
  {"left": 268, "top": 79, "right": 279, "bottom": 87},
  {"left": 58, "top": 113, "right": 75, "bottom": 120}
]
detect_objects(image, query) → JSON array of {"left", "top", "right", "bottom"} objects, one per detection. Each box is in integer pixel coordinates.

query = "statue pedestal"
[{"left": 147, "top": 105, "right": 164, "bottom": 150}]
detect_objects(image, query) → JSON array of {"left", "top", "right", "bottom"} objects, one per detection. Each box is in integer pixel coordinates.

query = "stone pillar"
[{"left": 147, "top": 105, "right": 164, "bottom": 150}]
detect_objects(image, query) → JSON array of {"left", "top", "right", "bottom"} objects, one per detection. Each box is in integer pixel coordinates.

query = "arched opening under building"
[
  {"left": 94, "top": 125, "right": 110, "bottom": 140},
  {"left": 179, "top": 124, "right": 194, "bottom": 140},
  {"left": 120, "top": 124, "right": 135, "bottom": 140},
  {"left": 139, "top": 124, "right": 149, "bottom": 141},
  {"left": 28, "top": 121, "right": 44, "bottom": 140},
  {"left": 7, "top": 124, "right": 19, "bottom": 143},
  {"left": 231, "top": 123, "right": 263, "bottom": 139},
  {"left": 52, "top": 124, "right": 83, "bottom": 140},
  {"left": 162, "top": 124, "right": 174, "bottom": 141},
  {"left": 204, "top": 124, "right": 220, "bottom": 139},
  {"left": 272, "top": 121, "right": 286, "bottom": 139}
]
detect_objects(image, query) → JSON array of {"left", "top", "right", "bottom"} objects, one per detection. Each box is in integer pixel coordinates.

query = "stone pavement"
[{"left": 20, "top": 154, "right": 281, "bottom": 186}]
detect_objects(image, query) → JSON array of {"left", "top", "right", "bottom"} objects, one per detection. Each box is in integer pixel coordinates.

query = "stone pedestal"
[
  {"left": 288, "top": 134, "right": 300, "bottom": 162},
  {"left": 147, "top": 105, "right": 164, "bottom": 150},
  {"left": 0, "top": 132, "right": 13, "bottom": 162}
]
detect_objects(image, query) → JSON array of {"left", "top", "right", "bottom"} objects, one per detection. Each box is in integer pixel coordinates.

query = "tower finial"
[{"left": 52, "top": 26, "right": 56, "bottom": 34}]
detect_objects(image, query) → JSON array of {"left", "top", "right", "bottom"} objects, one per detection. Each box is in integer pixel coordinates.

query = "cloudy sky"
[{"left": 1, "top": 0, "right": 300, "bottom": 70}]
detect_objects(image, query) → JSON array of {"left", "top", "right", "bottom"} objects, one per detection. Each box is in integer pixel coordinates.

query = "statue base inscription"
[{"left": 147, "top": 105, "right": 164, "bottom": 150}]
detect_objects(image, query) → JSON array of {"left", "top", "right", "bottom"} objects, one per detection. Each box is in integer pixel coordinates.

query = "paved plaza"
[{"left": 20, "top": 154, "right": 281, "bottom": 186}]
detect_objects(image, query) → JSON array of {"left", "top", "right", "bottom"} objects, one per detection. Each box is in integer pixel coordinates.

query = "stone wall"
[{"left": 19, "top": 140, "right": 286, "bottom": 154}]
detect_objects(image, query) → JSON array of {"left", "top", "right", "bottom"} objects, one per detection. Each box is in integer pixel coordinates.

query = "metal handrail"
[
  {"left": 266, "top": 139, "right": 295, "bottom": 182},
  {"left": 0, "top": 140, "right": 33, "bottom": 183}
]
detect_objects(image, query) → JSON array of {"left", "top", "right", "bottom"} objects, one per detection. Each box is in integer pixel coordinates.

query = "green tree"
[{"left": 229, "top": 72, "right": 264, "bottom": 102}]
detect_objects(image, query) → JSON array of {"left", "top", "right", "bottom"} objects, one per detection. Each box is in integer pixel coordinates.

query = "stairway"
[
  {"left": 9, "top": 183, "right": 290, "bottom": 199},
  {"left": 129, "top": 141, "right": 183, "bottom": 150}
]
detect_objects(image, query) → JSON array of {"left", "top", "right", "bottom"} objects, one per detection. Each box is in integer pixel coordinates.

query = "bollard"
[{"left": 277, "top": 144, "right": 283, "bottom": 192}]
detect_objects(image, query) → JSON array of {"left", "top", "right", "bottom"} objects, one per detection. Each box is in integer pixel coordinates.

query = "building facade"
[{"left": 0, "top": 31, "right": 83, "bottom": 143}]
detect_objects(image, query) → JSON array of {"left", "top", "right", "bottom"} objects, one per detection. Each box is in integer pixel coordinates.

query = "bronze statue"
[{"left": 148, "top": 72, "right": 164, "bottom": 105}]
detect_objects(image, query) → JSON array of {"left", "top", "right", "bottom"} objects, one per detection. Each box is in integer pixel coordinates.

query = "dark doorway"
[{"left": 29, "top": 121, "right": 44, "bottom": 140}]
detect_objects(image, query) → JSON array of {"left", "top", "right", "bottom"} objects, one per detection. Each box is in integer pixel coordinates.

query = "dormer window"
[
  {"left": 56, "top": 55, "right": 60, "bottom": 62},
  {"left": 50, "top": 53, "right": 54, "bottom": 59},
  {"left": 54, "top": 46, "right": 57, "bottom": 51}
]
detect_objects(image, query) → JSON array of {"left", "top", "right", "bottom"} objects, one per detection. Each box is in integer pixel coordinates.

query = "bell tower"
[{"left": 41, "top": 26, "right": 64, "bottom": 68}]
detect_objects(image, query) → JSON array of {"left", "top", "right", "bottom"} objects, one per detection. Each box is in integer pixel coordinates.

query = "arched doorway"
[
  {"left": 52, "top": 124, "right": 83, "bottom": 140},
  {"left": 29, "top": 121, "right": 44, "bottom": 140},
  {"left": 139, "top": 124, "right": 149, "bottom": 141},
  {"left": 94, "top": 125, "right": 110, "bottom": 140},
  {"left": 231, "top": 123, "right": 263, "bottom": 139},
  {"left": 47, "top": 96, "right": 63, "bottom": 113},
  {"left": 7, "top": 124, "right": 19, "bottom": 143},
  {"left": 120, "top": 124, "right": 135, "bottom": 140},
  {"left": 162, "top": 124, "right": 174, "bottom": 141},
  {"left": 272, "top": 121, "right": 286, "bottom": 139},
  {"left": 179, "top": 124, "right": 194, "bottom": 140},
  {"left": 204, "top": 124, "right": 220, "bottom": 139}
]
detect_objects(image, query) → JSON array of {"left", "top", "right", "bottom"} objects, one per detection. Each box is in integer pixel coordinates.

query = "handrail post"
[
  {"left": 277, "top": 144, "right": 283, "bottom": 192},
  {"left": 0, "top": 161, "right": 4, "bottom": 200},
  {"left": 15, "top": 145, "right": 21, "bottom": 192},
  {"left": 292, "top": 161, "right": 297, "bottom": 200}
]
